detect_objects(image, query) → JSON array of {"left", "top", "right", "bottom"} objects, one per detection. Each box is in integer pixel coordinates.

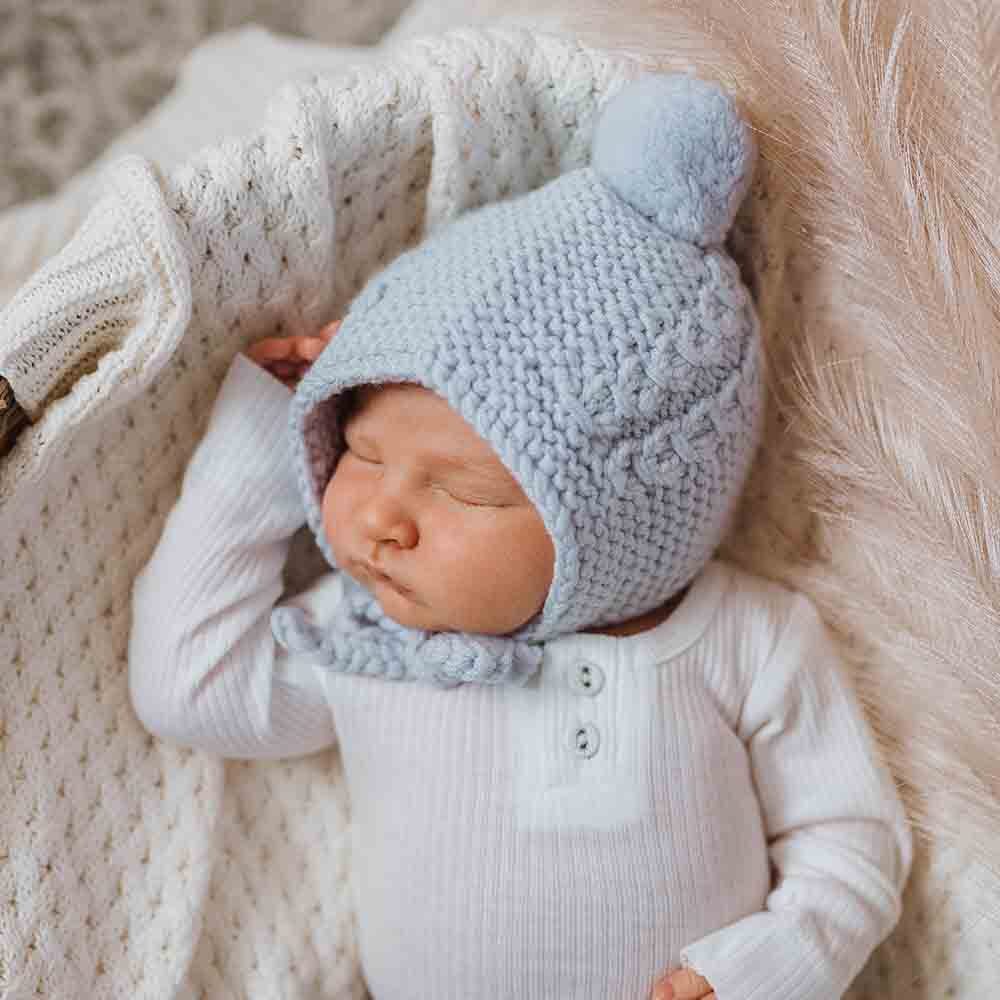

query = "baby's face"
[{"left": 322, "top": 383, "right": 555, "bottom": 635}]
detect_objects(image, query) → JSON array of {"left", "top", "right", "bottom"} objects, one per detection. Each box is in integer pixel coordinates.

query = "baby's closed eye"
[
  {"left": 429, "top": 481, "right": 512, "bottom": 508},
  {"left": 345, "top": 442, "right": 380, "bottom": 464},
  {"left": 343, "top": 443, "right": 514, "bottom": 508}
]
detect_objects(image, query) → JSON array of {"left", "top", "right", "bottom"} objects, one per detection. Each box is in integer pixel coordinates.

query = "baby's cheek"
[
  {"left": 321, "top": 473, "right": 351, "bottom": 554},
  {"left": 426, "top": 517, "right": 482, "bottom": 578},
  {"left": 426, "top": 517, "right": 501, "bottom": 596},
  {"left": 450, "top": 515, "right": 547, "bottom": 624}
]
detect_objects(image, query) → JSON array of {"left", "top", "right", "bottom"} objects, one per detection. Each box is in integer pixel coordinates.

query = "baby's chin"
[{"left": 363, "top": 576, "right": 442, "bottom": 631}]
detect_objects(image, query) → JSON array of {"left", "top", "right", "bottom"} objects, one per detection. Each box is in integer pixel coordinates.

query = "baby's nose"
[{"left": 359, "top": 492, "right": 418, "bottom": 549}]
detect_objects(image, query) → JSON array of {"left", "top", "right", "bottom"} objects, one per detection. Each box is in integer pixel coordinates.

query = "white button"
[
  {"left": 568, "top": 722, "right": 600, "bottom": 758},
  {"left": 567, "top": 661, "right": 605, "bottom": 696}
]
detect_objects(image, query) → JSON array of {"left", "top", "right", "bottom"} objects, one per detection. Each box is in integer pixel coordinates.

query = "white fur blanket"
[{"left": 1, "top": 12, "right": 997, "bottom": 1000}]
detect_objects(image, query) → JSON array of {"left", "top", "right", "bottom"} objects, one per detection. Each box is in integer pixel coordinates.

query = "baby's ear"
[{"left": 591, "top": 74, "right": 756, "bottom": 247}]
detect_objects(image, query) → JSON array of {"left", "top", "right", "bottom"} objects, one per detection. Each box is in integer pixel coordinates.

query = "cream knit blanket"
[{"left": 0, "top": 23, "right": 995, "bottom": 1000}]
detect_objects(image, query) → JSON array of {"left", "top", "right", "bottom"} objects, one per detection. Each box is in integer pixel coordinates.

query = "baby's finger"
[
  {"left": 298, "top": 337, "right": 326, "bottom": 362},
  {"left": 671, "top": 968, "right": 714, "bottom": 999},
  {"left": 318, "top": 318, "right": 342, "bottom": 342},
  {"left": 247, "top": 337, "right": 292, "bottom": 362}
]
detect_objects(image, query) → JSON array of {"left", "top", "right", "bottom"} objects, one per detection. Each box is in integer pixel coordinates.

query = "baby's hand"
[
  {"left": 245, "top": 319, "right": 341, "bottom": 390},
  {"left": 651, "top": 967, "right": 716, "bottom": 1000}
]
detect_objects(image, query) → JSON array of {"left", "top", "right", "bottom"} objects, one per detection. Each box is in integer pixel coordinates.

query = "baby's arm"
[
  {"left": 128, "top": 352, "right": 338, "bottom": 759},
  {"left": 678, "top": 594, "right": 913, "bottom": 1000}
]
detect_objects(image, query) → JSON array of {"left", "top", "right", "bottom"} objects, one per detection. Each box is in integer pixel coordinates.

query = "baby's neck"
[{"left": 582, "top": 586, "right": 690, "bottom": 638}]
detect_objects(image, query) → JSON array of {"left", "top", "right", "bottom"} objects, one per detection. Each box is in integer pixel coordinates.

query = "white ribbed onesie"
[{"left": 128, "top": 352, "right": 912, "bottom": 1000}]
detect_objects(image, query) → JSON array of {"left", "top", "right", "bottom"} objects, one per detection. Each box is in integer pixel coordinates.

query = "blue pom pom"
[{"left": 591, "top": 74, "right": 756, "bottom": 246}]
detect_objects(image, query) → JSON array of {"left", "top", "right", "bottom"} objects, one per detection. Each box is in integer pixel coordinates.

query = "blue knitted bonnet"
[{"left": 271, "top": 73, "right": 765, "bottom": 688}]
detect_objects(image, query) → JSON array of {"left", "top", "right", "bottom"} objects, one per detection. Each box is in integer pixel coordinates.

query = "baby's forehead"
[
  {"left": 340, "top": 381, "right": 523, "bottom": 484},
  {"left": 342, "top": 381, "right": 433, "bottom": 420},
  {"left": 342, "top": 381, "right": 481, "bottom": 447}
]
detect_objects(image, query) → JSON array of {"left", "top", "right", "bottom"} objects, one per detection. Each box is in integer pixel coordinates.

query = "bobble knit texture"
[{"left": 280, "top": 74, "right": 764, "bottom": 685}]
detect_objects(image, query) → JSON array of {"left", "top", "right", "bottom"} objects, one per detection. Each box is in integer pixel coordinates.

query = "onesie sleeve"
[
  {"left": 678, "top": 592, "right": 913, "bottom": 1000},
  {"left": 128, "top": 351, "right": 339, "bottom": 760}
]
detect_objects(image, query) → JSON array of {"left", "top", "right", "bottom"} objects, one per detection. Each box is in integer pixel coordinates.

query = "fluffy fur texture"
[{"left": 542, "top": 0, "right": 1000, "bottom": 884}]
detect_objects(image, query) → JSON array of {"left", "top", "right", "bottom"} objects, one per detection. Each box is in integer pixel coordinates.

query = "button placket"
[{"left": 507, "top": 646, "right": 652, "bottom": 830}]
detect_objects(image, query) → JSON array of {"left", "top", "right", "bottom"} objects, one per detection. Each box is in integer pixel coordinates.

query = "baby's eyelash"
[
  {"left": 432, "top": 484, "right": 508, "bottom": 509},
  {"left": 346, "top": 443, "right": 380, "bottom": 464},
  {"left": 345, "top": 450, "right": 506, "bottom": 507}
]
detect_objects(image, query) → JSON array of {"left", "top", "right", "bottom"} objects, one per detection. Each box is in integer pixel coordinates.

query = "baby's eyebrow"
[
  {"left": 424, "top": 453, "right": 521, "bottom": 493},
  {"left": 428, "top": 450, "right": 516, "bottom": 487},
  {"left": 345, "top": 426, "right": 515, "bottom": 487}
]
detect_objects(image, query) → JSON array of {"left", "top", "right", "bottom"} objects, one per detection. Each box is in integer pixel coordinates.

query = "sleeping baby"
[{"left": 128, "top": 73, "right": 912, "bottom": 1000}]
